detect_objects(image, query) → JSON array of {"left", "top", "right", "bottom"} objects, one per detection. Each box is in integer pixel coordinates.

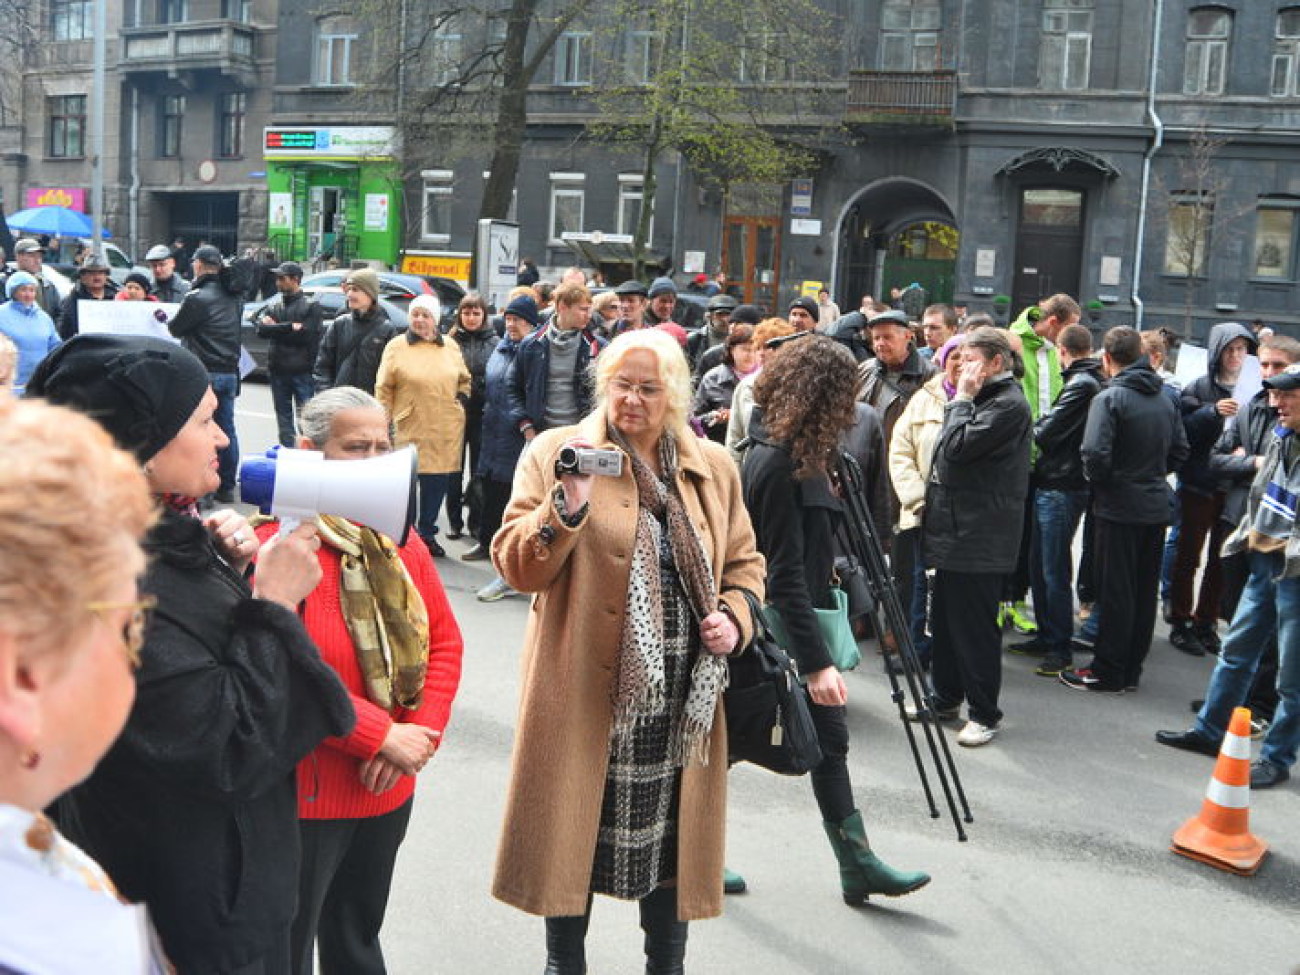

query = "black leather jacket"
[
  {"left": 255, "top": 289, "right": 324, "bottom": 375},
  {"left": 922, "top": 373, "right": 1032, "bottom": 574},
  {"left": 1082, "top": 360, "right": 1190, "bottom": 525},
  {"left": 313, "top": 304, "right": 398, "bottom": 394},
  {"left": 1209, "top": 389, "right": 1278, "bottom": 528},
  {"left": 1033, "top": 357, "right": 1105, "bottom": 491},
  {"left": 168, "top": 272, "right": 244, "bottom": 373}
]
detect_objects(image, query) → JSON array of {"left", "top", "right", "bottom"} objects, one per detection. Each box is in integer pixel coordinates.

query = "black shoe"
[
  {"left": 1193, "top": 623, "right": 1221, "bottom": 655},
  {"left": 1059, "top": 668, "right": 1124, "bottom": 693},
  {"left": 1250, "top": 761, "right": 1290, "bottom": 789},
  {"left": 1007, "top": 637, "right": 1048, "bottom": 657},
  {"left": 445, "top": 528, "right": 464, "bottom": 540},
  {"left": 1169, "top": 621, "right": 1206, "bottom": 657},
  {"left": 1034, "top": 654, "right": 1072, "bottom": 676},
  {"left": 1155, "top": 729, "right": 1219, "bottom": 758},
  {"left": 422, "top": 536, "right": 446, "bottom": 558},
  {"left": 461, "top": 542, "right": 489, "bottom": 562}
]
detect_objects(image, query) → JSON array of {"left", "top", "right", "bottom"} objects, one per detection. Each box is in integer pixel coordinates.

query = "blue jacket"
[
  {"left": 505, "top": 324, "right": 606, "bottom": 434},
  {"left": 479, "top": 336, "right": 527, "bottom": 482},
  {"left": 0, "top": 299, "right": 59, "bottom": 393}
]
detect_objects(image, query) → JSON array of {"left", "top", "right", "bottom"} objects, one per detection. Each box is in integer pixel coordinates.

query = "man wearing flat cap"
[
  {"left": 169, "top": 244, "right": 245, "bottom": 501},
  {"left": 146, "top": 243, "right": 190, "bottom": 303},
  {"left": 610, "top": 279, "right": 650, "bottom": 337},
  {"left": 1157, "top": 362, "right": 1300, "bottom": 791},
  {"left": 6, "top": 239, "right": 61, "bottom": 316},
  {"left": 55, "top": 252, "right": 118, "bottom": 339}
]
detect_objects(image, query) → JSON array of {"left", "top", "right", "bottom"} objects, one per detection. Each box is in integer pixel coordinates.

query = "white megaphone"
[{"left": 239, "top": 445, "right": 418, "bottom": 544}]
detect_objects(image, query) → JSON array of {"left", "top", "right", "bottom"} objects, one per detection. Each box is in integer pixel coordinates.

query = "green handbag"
[{"left": 763, "top": 586, "right": 862, "bottom": 672}]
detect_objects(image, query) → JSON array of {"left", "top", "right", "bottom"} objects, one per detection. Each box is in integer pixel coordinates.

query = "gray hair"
[{"left": 299, "top": 386, "right": 387, "bottom": 447}]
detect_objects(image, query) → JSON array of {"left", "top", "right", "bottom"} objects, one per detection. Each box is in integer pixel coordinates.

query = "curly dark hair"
[{"left": 753, "top": 335, "right": 858, "bottom": 479}]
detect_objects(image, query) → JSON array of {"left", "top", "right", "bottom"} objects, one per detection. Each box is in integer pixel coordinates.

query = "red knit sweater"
[{"left": 254, "top": 524, "right": 464, "bottom": 819}]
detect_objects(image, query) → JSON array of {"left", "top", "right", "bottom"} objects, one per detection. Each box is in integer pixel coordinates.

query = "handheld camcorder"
[{"left": 555, "top": 446, "right": 623, "bottom": 478}]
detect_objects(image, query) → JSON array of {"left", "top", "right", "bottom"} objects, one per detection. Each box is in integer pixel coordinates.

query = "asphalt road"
[{"left": 233, "top": 384, "right": 1299, "bottom": 975}]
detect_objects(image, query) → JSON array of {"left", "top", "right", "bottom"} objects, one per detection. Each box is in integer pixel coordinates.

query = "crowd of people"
[{"left": 1, "top": 243, "right": 1297, "bottom": 972}]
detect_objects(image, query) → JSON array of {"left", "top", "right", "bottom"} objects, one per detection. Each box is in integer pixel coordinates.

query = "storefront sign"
[
  {"left": 364, "top": 193, "right": 390, "bottom": 232},
  {"left": 790, "top": 218, "right": 821, "bottom": 236},
  {"left": 25, "top": 187, "right": 86, "bottom": 211},
  {"left": 268, "top": 192, "right": 292, "bottom": 231},
  {"left": 401, "top": 252, "right": 472, "bottom": 284},
  {"left": 476, "top": 220, "right": 520, "bottom": 312},
  {"left": 263, "top": 126, "right": 396, "bottom": 159}
]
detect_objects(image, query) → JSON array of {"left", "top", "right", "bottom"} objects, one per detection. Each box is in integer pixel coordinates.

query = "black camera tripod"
[{"left": 834, "top": 450, "right": 973, "bottom": 840}]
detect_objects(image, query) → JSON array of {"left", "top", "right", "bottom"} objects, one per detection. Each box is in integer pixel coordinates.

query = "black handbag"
[{"left": 724, "top": 591, "right": 824, "bottom": 776}]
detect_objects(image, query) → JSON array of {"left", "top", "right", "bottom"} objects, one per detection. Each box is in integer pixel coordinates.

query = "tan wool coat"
[
  {"left": 490, "top": 412, "right": 766, "bottom": 921},
  {"left": 888, "top": 371, "right": 949, "bottom": 533},
  {"left": 375, "top": 333, "right": 471, "bottom": 473}
]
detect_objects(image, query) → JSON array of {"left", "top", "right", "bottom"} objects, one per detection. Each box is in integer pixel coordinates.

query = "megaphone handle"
[{"left": 278, "top": 515, "right": 302, "bottom": 537}]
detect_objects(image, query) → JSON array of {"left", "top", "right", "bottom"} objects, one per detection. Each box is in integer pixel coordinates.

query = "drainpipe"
[
  {"left": 128, "top": 86, "right": 140, "bottom": 260},
  {"left": 1131, "top": 0, "right": 1164, "bottom": 328}
]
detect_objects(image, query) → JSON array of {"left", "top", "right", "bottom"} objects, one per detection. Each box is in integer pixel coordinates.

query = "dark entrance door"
[
  {"left": 168, "top": 192, "right": 239, "bottom": 257},
  {"left": 1012, "top": 187, "right": 1083, "bottom": 312}
]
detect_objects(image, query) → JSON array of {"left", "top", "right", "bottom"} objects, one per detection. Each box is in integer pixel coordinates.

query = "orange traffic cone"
[{"left": 1171, "top": 706, "right": 1268, "bottom": 876}]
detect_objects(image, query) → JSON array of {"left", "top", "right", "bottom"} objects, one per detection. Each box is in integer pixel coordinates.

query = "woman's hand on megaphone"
[
  {"left": 205, "top": 509, "right": 260, "bottom": 574},
  {"left": 251, "top": 521, "right": 323, "bottom": 611}
]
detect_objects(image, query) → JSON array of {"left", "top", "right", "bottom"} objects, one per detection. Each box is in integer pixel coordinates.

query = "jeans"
[
  {"left": 909, "top": 532, "right": 932, "bottom": 665},
  {"left": 1194, "top": 551, "right": 1300, "bottom": 771},
  {"left": 1159, "top": 490, "right": 1181, "bottom": 601},
  {"left": 269, "top": 371, "right": 315, "bottom": 448},
  {"left": 417, "top": 473, "right": 450, "bottom": 541},
  {"left": 210, "top": 372, "right": 240, "bottom": 495},
  {"left": 1029, "top": 488, "right": 1088, "bottom": 655}
]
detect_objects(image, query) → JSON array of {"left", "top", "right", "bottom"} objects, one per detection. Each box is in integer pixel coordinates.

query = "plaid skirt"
[{"left": 590, "top": 528, "right": 696, "bottom": 901}]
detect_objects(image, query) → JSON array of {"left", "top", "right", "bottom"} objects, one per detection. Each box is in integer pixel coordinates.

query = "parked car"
[
  {"left": 47, "top": 240, "right": 149, "bottom": 288},
  {"left": 240, "top": 286, "right": 409, "bottom": 381},
  {"left": 302, "top": 269, "right": 464, "bottom": 316}
]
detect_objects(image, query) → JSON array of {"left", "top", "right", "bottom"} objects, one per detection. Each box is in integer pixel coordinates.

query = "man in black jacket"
[
  {"left": 312, "top": 267, "right": 397, "bottom": 395},
  {"left": 1063, "top": 327, "right": 1189, "bottom": 693},
  {"left": 256, "top": 261, "right": 323, "bottom": 447},
  {"left": 145, "top": 243, "right": 191, "bottom": 303},
  {"left": 169, "top": 245, "right": 245, "bottom": 501},
  {"left": 922, "top": 326, "right": 1031, "bottom": 747},
  {"left": 55, "top": 253, "right": 117, "bottom": 338},
  {"left": 1021, "top": 325, "right": 1105, "bottom": 675}
]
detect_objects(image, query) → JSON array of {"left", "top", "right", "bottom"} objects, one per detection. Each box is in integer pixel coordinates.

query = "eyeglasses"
[
  {"left": 86, "top": 595, "right": 157, "bottom": 670},
  {"left": 609, "top": 378, "right": 666, "bottom": 400}
]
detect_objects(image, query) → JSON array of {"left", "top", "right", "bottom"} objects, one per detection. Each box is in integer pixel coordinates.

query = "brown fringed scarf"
[
  {"left": 317, "top": 515, "right": 430, "bottom": 710},
  {"left": 608, "top": 427, "right": 727, "bottom": 766}
]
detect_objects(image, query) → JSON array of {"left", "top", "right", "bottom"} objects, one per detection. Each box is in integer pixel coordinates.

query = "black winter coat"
[
  {"left": 1209, "top": 389, "right": 1278, "bottom": 528},
  {"left": 168, "top": 272, "right": 244, "bottom": 373},
  {"left": 57, "top": 511, "right": 354, "bottom": 973},
  {"left": 1033, "top": 357, "right": 1106, "bottom": 491},
  {"left": 450, "top": 324, "right": 500, "bottom": 408},
  {"left": 1082, "top": 360, "right": 1189, "bottom": 525},
  {"left": 922, "top": 373, "right": 1031, "bottom": 574},
  {"left": 742, "top": 420, "right": 840, "bottom": 676},
  {"left": 255, "top": 288, "right": 324, "bottom": 375},
  {"left": 313, "top": 304, "right": 398, "bottom": 394},
  {"left": 1179, "top": 322, "right": 1257, "bottom": 496}
]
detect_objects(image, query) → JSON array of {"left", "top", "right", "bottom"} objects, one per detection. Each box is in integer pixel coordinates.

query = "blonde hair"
[
  {"left": 0, "top": 401, "right": 156, "bottom": 657},
  {"left": 592, "top": 291, "right": 619, "bottom": 317},
  {"left": 0, "top": 334, "right": 15, "bottom": 396},
  {"left": 506, "top": 285, "right": 539, "bottom": 304},
  {"left": 594, "top": 329, "right": 692, "bottom": 434},
  {"left": 553, "top": 282, "right": 592, "bottom": 308}
]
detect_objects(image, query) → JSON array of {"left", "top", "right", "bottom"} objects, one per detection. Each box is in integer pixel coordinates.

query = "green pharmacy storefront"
[{"left": 262, "top": 125, "right": 401, "bottom": 267}]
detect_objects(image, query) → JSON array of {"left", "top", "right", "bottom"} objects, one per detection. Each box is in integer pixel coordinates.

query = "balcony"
[
  {"left": 118, "top": 21, "right": 257, "bottom": 86},
  {"left": 845, "top": 70, "right": 957, "bottom": 129}
]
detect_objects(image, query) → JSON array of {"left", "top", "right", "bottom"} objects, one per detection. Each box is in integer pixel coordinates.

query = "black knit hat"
[
  {"left": 731, "top": 304, "right": 762, "bottom": 326},
  {"left": 788, "top": 295, "right": 819, "bottom": 320},
  {"left": 25, "top": 334, "right": 211, "bottom": 463}
]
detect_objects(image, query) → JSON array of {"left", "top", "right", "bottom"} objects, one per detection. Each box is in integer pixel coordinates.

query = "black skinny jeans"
[{"left": 808, "top": 701, "right": 855, "bottom": 823}]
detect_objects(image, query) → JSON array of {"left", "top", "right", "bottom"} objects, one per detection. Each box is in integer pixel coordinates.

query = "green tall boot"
[{"left": 821, "top": 810, "right": 931, "bottom": 905}]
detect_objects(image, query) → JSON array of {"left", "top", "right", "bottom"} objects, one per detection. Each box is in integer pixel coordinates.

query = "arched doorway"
[{"left": 834, "top": 178, "right": 957, "bottom": 313}]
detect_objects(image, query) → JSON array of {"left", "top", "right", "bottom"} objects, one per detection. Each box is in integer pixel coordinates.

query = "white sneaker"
[
  {"left": 956, "top": 720, "right": 998, "bottom": 747},
  {"left": 476, "top": 576, "right": 517, "bottom": 602}
]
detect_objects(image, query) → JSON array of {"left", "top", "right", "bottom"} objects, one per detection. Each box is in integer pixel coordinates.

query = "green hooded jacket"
[{"left": 1010, "top": 306, "right": 1063, "bottom": 465}]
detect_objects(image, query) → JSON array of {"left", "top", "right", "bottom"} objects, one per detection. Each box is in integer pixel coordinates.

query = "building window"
[
  {"left": 549, "top": 175, "right": 585, "bottom": 244},
  {"left": 48, "top": 95, "right": 86, "bottom": 158},
  {"left": 1039, "top": 0, "right": 1092, "bottom": 90},
  {"left": 217, "top": 91, "right": 245, "bottom": 158},
  {"left": 158, "top": 0, "right": 188, "bottom": 24},
  {"left": 1253, "top": 203, "right": 1298, "bottom": 279},
  {"left": 421, "top": 171, "right": 454, "bottom": 242},
  {"left": 1164, "top": 195, "right": 1213, "bottom": 277},
  {"left": 739, "top": 32, "right": 791, "bottom": 82},
  {"left": 316, "top": 17, "right": 357, "bottom": 87},
  {"left": 159, "top": 95, "right": 185, "bottom": 158},
  {"left": 430, "top": 20, "right": 463, "bottom": 85},
  {"left": 1184, "top": 8, "right": 1230, "bottom": 96},
  {"left": 625, "top": 31, "right": 659, "bottom": 83},
  {"left": 618, "top": 176, "right": 652, "bottom": 240},
  {"left": 879, "top": 0, "right": 941, "bottom": 71},
  {"left": 1272, "top": 8, "right": 1300, "bottom": 97},
  {"left": 221, "top": 0, "right": 251, "bottom": 22},
  {"left": 554, "top": 31, "right": 592, "bottom": 85},
  {"left": 51, "top": 0, "right": 92, "bottom": 40}
]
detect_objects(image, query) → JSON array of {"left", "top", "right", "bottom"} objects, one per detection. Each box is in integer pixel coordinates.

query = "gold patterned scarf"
[{"left": 318, "top": 515, "right": 430, "bottom": 710}]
